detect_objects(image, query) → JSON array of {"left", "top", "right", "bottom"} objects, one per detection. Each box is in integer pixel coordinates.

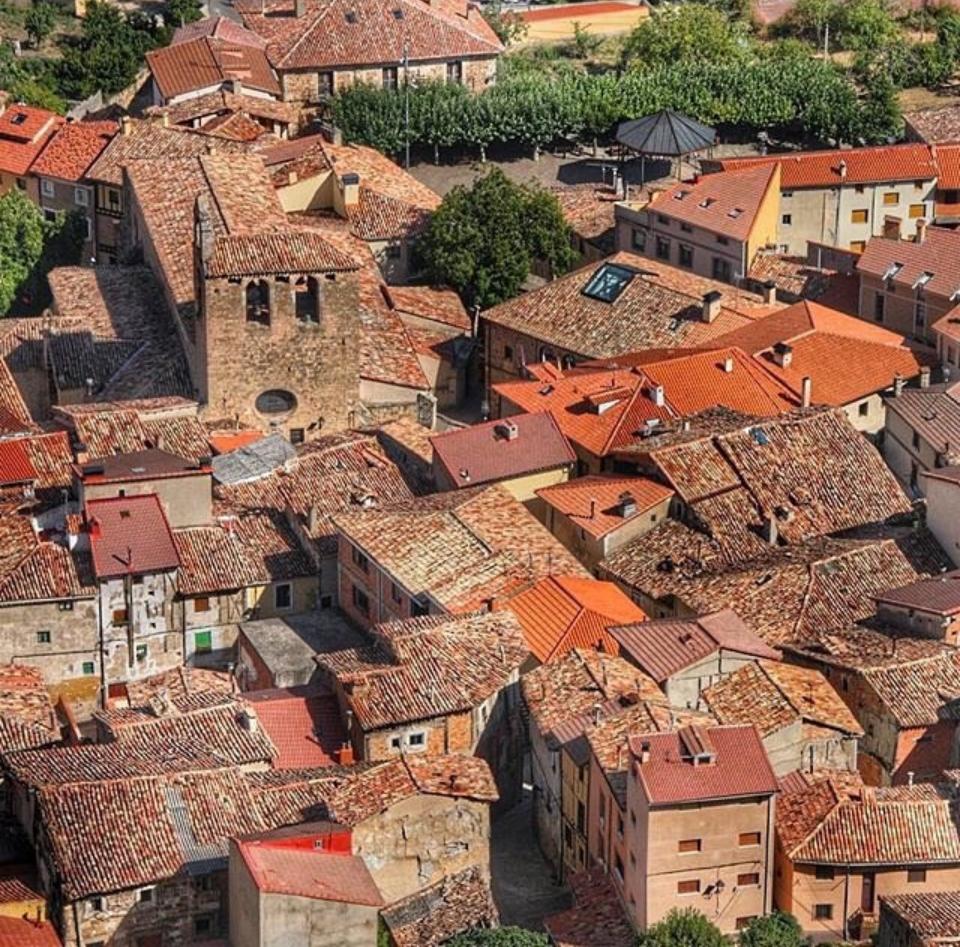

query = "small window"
[
  {"left": 382, "top": 66, "right": 399, "bottom": 90},
  {"left": 256, "top": 388, "right": 297, "bottom": 417},
  {"left": 352, "top": 585, "right": 370, "bottom": 615},
  {"left": 352, "top": 547, "right": 370, "bottom": 573},
  {"left": 738, "top": 872, "right": 760, "bottom": 887},
  {"left": 194, "top": 916, "right": 213, "bottom": 937},
  {"left": 677, "top": 879, "right": 700, "bottom": 894},
  {"left": 36, "top": 630, "right": 51, "bottom": 644},
  {"left": 82, "top": 661, "right": 95, "bottom": 675},
  {"left": 411, "top": 597, "right": 429, "bottom": 617},
  {"left": 245, "top": 280, "right": 271, "bottom": 326},
  {"left": 582, "top": 263, "right": 636, "bottom": 303},
  {"left": 716, "top": 235, "right": 729, "bottom": 245},
  {"left": 138, "top": 887, "right": 155, "bottom": 903},
  {"left": 712, "top": 257, "right": 732, "bottom": 282},
  {"left": 816, "top": 865, "right": 835, "bottom": 880},
  {"left": 631, "top": 228, "right": 646, "bottom": 252},
  {"left": 390, "top": 582, "right": 402, "bottom": 604},
  {"left": 446, "top": 61, "right": 463, "bottom": 84},
  {"left": 908, "top": 868, "right": 927, "bottom": 883},
  {"left": 135, "top": 644, "right": 147, "bottom": 662},
  {"left": 910, "top": 203, "right": 926, "bottom": 219},
  {"left": 43, "top": 208, "right": 57, "bottom": 223},
  {"left": 87, "top": 897, "right": 105, "bottom": 915},
  {"left": 390, "top": 735, "right": 402, "bottom": 750},
  {"left": 274, "top": 583, "right": 292, "bottom": 610},
  {"left": 408, "top": 731, "right": 426, "bottom": 747},
  {"left": 850, "top": 240, "right": 866, "bottom": 254},
  {"left": 15, "top": 178, "right": 26, "bottom": 191},
  {"left": 814, "top": 904, "right": 833, "bottom": 920},
  {"left": 107, "top": 187, "right": 121, "bottom": 209},
  {"left": 678, "top": 838, "right": 701, "bottom": 853},
  {"left": 194, "top": 597, "right": 210, "bottom": 613},
  {"left": 503, "top": 344, "right": 514, "bottom": 361},
  {"left": 657, "top": 214, "right": 669, "bottom": 225},
  {"left": 194, "top": 630, "right": 212, "bottom": 654},
  {"left": 851, "top": 209, "right": 869, "bottom": 224},
  {"left": 782, "top": 214, "right": 792, "bottom": 225},
  {"left": 655, "top": 236, "right": 670, "bottom": 261},
  {"left": 289, "top": 428, "right": 305, "bottom": 446},
  {"left": 678, "top": 245, "right": 694, "bottom": 269},
  {"left": 294, "top": 276, "right": 320, "bottom": 325},
  {"left": 739, "top": 832, "right": 761, "bottom": 847},
  {"left": 318, "top": 71, "right": 334, "bottom": 96},
  {"left": 680, "top": 222, "right": 692, "bottom": 233},
  {"left": 41, "top": 179, "right": 54, "bottom": 198},
  {"left": 883, "top": 192, "right": 900, "bottom": 206}
]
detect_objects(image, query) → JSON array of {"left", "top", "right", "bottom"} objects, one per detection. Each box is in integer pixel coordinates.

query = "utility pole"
[
  {"left": 403, "top": 40, "right": 411, "bottom": 170},
  {"left": 823, "top": 21, "right": 829, "bottom": 59}
]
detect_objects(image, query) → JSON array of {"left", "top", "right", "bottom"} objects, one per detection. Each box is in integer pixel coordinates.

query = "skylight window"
[
  {"left": 392, "top": 7, "right": 403, "bottom": 17},
  {"left": 674, "top": 190, "right": 690, "bottom": 201},
  {"left": 699, "top": 198, "right": 716, "bottom": 209},
  {"left": 345, "top": 10, "right": 357, "bottom": 22},
  {"left": 582, "top": 263, "right": 636, "bottom": 304},
  {"left": 914, "top": 271, "right": 934, "bottom": 289},
  {"left": 10, "top": 112, "right": 27, "bottom": 126},
  {"left": 728, "top": 207, "right": 744, "bottom": 219},
  {"left": 883, "top": 262, "right": 904, "bottom": 281}
]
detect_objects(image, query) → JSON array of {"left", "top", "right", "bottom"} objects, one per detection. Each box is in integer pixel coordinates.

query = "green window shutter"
[{"left": 194, "top": 630, "right": 212, "bottom": 653}]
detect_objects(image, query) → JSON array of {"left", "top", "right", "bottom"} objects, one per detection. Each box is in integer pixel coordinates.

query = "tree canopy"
[
  {"left": 24, "top": 2, "right": 56, "bottom": 49},
  {"left": 415, "top": 168, "right": 576, "bottom": 310},
  {"left": 621, "top": 5, "right": 751, "bottom": 66},
  {"left": 638, "top": 908, "right": 729, "bottom": 947},
  {"left": 446, "top": 928, "right": 550, "bottom": 946},
  {"left": 738, "top": 912, "right": 807, "bottom": 947}
]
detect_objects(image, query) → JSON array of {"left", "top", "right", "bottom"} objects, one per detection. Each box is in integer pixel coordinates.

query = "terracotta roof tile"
[
  {"left": 31, "top": 120, "right": 117, "bottom": 182},
  {"left": 172, "top": 15, "right": 268, "bottom": 47},
  {"left": 0, "top": 918, "right": 61, "bottom": 947},
  {"left": 884, "top": 382, "right": 960, "bottom": 458},
  {"left": 858, "top": 226, "right": 960, "bottom": 301},
  {"left": 87, "top": 494, "right": 180, "bottom": 578},
  {"left": 881, "top": 892, "right": 960, "bottom": 940},
  {"left": 0, "top": 100, "right": 61, "bottom": 177},
  {"left": 906, "top": 107, "right": 960, "bottom": 144},
  {"left": 545, "top": 869, "right": 634, "bottom": 947},
  {"left": 148, "top": 89, "right": 296, "bottom": 127},
  {"left": 382, "top": 284, "right": 470, "bottom": 331},
  {"left": 147, "top": 36, "right": 279, "bottom": 100},
  {"left": 875, "top": 569, "right": 960, "bottom": 615}
]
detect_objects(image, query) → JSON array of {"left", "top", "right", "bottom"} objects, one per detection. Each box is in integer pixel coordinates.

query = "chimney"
[
  {"left": 121, "top": 115, "right": 133, "bottom": 136},
  {"left": 239, "top": 706, "right": 259, "bottom": 732},
  {"left": 920, "top": 365, "right": 932, "bottom": 389},
  {"left": 649, "top": 384, "right": 665, "bottom": 407},
  {"left": 702, "top": 291, "right": 722, "bottom": 324},
  {"left": 593, "top": 703, "right": 602, "bottom": 727},
  {"left": 838, "top": 159, "right": 847, "bottom": 181},
  {"left": 762, "top": 280, "right": 777, "bottom": 305},
  {"left": 723, "top": 355, "right": 734, "bottom": 373},
  {"left": 916, "top": 218, "right": 928, "bottom": 245},
  {"left": 295, "top": 0, "right": 305, "bottom": 15},
  {"left": 618, "top": 491, "right": 637, "bottom": 518},
  {"left": 894, "top": 373, "right": 905, "bottom": 397},
  {"left": 801, "top": 376, "right": 812, "bottom": 408},
  {"left": 497, "top": 419, "right": 519, "bottom": 441},
  {"left": 908, "top": 770, "right": 915, "bottom": 787},
  {"left": 763, "top": 512, "right": 779, "bottom": 546},
  {"left": 589, "top": 498, "right": 597, "bottom": 519},
  {"left": 307, "top": 505, "right": 319, "bottom": 533},
  {"left": 160, "top": 111, "right": 169, "bottom": 128},
  {"left": 638, "top": 740, "right": 651, "bottom": 764},
  {"left": 335, "top": 743, "right": 355, "bottom": 766},
  {"left": 228, "top": 77, "right": 243, "bottom": 96},
  {"left": 340, "top": 172, "right": 360, "bottom": 207},
  {"left": 772, "top": 342, "right": 793, "bottom": 368}
]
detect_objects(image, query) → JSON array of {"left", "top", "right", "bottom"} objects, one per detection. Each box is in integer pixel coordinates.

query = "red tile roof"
[
  {"left": 146, "top": 36, "right": 280, "bottom": 100},
  {"left": 506, "top": 575, "right": 646, "bottom": 663},
  {"left": 717, "top": 144, "right": 938, "bottom": 189},
  {"left": 30, "top": 121, "right": 117, "bottom": 182},
  {"left": 645, "top": 163, "right": 779, "bottom": 242},
  {"left": 430, "top": 411, "right": 575, "bottom": 488},
  {"left": 382, "top": 284, "right": 470, "bottom": 332},
  {"left": 245, "top": 687, "right": 348, "bottom": 769},
  {"left": 611, "top": 609, "right": 779, "bottom": 684},
  {"left": 0, "top": 918, "right": 61, "bottom": 947},
  {"left": 858, "top": 226, "right": 960, "bottom": 301},
  {"left": 875, "top": 569, "right": 960, "bottom": 616},
  {"left": 87, "top": 494, "right": 180, "bottom": 579},
  {"left": 237, "top": 841, "right": 383, "bottom": 905},
  {"left": 238, "top": 0, "right": 502, "bottom": 70},
  {"left": 535, "top": 474, "right": 673, "bottom": 540},
  {"left": 0, "top": 99, "right": 61, "bottom": 176},
  {"left": 172, "top": 15, "right": 268, "bottom": 47},
  {"left": 630, "top": 724, "right": 778, "bottom": 805},
  {"left": 545, "top": 869, "right": 635, "bottom": 947},
  {"left": 0, "top": 440, "right": 36, "bottom": 486}
]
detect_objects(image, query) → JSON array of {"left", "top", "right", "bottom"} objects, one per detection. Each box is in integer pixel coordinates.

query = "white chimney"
[
  {"left": 920, "top": 365, "right": 932, "bottom": 389},
  {"left": 801, "top": 376, "right": 812, "bottom": 408},
  {"left": 916, "top": 218, "right": 928, "bottom": 245},
  {"left": 240, "top": 706, "right": 259, "bottom": 732},
  {"left": 773, "top": 342, "right": 793, "bottom": 368},
  {"left": 649, "top": 384, "right": 665, "bottom": 407},
  {"left": 723, "top": 355, "right": 734, "bottom": 373},
  {"left": 762, "top": 281, "right": 777, "bottom": 305},
  {"left": 702, "top": 291, "right": 722, "bottom": 324}
]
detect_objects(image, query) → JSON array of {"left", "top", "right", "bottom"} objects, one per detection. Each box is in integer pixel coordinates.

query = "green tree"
[
  {"left": 165, "top": 0, "right": 203, "bottom": 26},
  {"left": 621, "top": 5, "right": 750, "bottom": 67},
  {"left": 835, "top": 0, "right": 898, "bottom": 51},
  {"left": 24, "top": 1, "right": 56, "bottom": 49},
  {"left": 638, "top": 908, "right": 729, "bottom": 947},
  {"left": 482, "top": 4, "right": 529, "bottom": 45},
  {"left": 415, "top": 167, "right": 575, "bottom": 309},
  {"left": 446, "top": 928, "right": 550, "bottom": 946},
  {"left": 0, "top": 191, "right": 45, "bottom": 316},
  {"left": 780, "top": 0, "right": 840, "bottom": 47},
  {"left": 738, "top": 913, "right": 807, "bottom": 947}
]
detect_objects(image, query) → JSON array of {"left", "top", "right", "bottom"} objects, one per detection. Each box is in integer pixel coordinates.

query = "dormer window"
[
  {"left": 883, "top": 262, "right": 903, "bottom": 282},
  {"left": 914, "top": 271, "right": 934, "bottom": 290}
]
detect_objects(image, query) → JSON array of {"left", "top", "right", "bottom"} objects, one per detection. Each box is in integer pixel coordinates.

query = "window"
[
  {"left": 782, "top": 214, "right": 792, "bottom": 225},
  {"left": 274, "top": 583, "right": 292, "bottom": 610},
  {"left": 582, "top": 263, "right": 636, "bottom": 303},
  {"left": 41, "top": 179, "right": 54, "bottom": 198},
  {"left": 815, "top": 865, "right": 835, "bottom": 880},
  {"left": 294, "top": 276, "right": 320, "bottom": 325},
  {"left": 408, "top": 731, "right": 426, "bottom": 747},
  {"left": 716, "top": 235, "right": 729, "bottom": 245},
  {"left": 245, "top": 280, "right": 270, "bottom": 326},
  {"left": 390, "top": 735, "right": 402, "bottom": 750},
  {"left": 288, "top": 428, "right": 305, "bottom": 446},
  {"left": 850, "top": 240, "right": 866, "bottom": 254},
  {"left": 631, "top": 228, "right": 646, "bottom": 252},
  {"left": 678, "top": 245, "right": 694, "bottom": 269},
  {"left": 107, "top": 187, "right": 121, "bottom": 210},
  {"left": 15, "top": 178, "right": 26, "bottom": 191},
  {"left": 82, "top": 661, "right": 95, "bottom": 675},
  {"left": 680, "top": 222, "right": 692, "bottom": 233},
  {"left": 194, "top": 630, "right": 212, "bottom": 654},
  {"left": 194, "top": 597, "right": 210, "bottom": 613},
  {"left": 255, "top": 389, "right": 296, "bottom": 416},
  {"left": 874, "top": 292, "right": 885, "bottom": 323},
  {"left": 135, "top": 644, "right": 148, "bottom": 662},
  {"left": 678, "top": 838, "right": 701, "bottom": 853},
  {"left": 736, "top": 918, "right": 757, "bottom": 932},
  {"left": 503, "top": 344, "right": 514, "bottom": 362},
  {"left": 36, "top": 630, "right": 51, "bottom": 644},
  {"left": 194, "top": 916, "right": 213, "bottom": 937},
  {"left": 910, "top": 203, "right": 926, "bottom": 218},
  {"left": 87, "top": 897, "right": 105, "bottom": 915},
  {"left": 318, "top": 71, "right": 334, "bottom": 96},
  {"left": 712, "top": 257, "right": 732, "bottom": 283},
  {"left": 677, "top": 879, "right": 700, "bottom": 895},
  {"left": 814, "top": 904, "right": 833, "bottom": 920},
  {"left": 913, "top": 430, "right": 921, "bottom": 449},
  {"left": 739, "top": 832, "right": 761, "bottom": 846},
  {"left": 851, "top": 209, "right": 869, "bottom": 224},
  {"left": 139, "top": 886, "right": 155, "bottom": 903},
  {"left": 655, "top": 236, "right": 670, "bottom": 261},
  {"left": 738, "top": 872, "right": 760, "bottom": 887},
  {"left": 383, "top": 66, "right": 399, "bottom": 89},
  {"left": 352, "top": 547, "right": 370, "bottom": 573},
  {"left": 908, "top": 869, "right": 927, "bottom": 883},
  {"left": 411, "top": 597, "right": 429, "bottom": 617},
  {"left": 883, "top": 192, "right": 900, "bottom": 206},
  {"left": 112, "top": 608, "right": 128, "bottom": 625},
  {"left": 43, "top": 208, "right": 57, "bottom": 223},
  {"left": 446, "top": 61, "right": 463, "bottom": 84},
  {"left": 858, "top": 401, "right": 869, "bottom": 417},
  {"left": 390, "top": 582, "right": 402, "bottom": 604},
  {"left": 352, "top": 585, "right": 370, "bottom": 615}
]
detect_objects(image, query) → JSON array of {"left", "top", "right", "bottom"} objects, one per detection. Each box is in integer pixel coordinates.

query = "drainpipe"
[{"left": 842, "top": 867, "right": 850, "bottom": 941}]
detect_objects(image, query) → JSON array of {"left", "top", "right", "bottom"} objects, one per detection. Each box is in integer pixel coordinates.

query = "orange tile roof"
[
  {"left": 711, "top": 300, "right": 931, "bottom": 407},
  {"left": 717, "top": 143, "right": 938, "bottom": 189},
  {"left": 506, "top": 574, "right": 646, "bottom": 664},
  {"left": 495, "top": 346, "right": 794, "bottom": 458},
  {"left": 31, "top": 120, "right": 117, "bottom": 182},
  {"left": 645, "top": 162, "right": 778, "bottom": 242},
  {"left": 858, "top": 226, "right": 960, "bottom": 301},
  {"left": 934, "top": 143, "right": 960, "bottom": 189},
  {"left": 208, "top": 429, "right": 265, "bottom": 454},
  {"left": 0, "top": 100, "right": 61, "bottom": 177},
  {"left": 536, "top": 474, "right": 673, "bottom": 540}
]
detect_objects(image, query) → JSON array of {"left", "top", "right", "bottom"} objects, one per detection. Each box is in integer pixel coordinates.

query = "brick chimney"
[
  {"left": 920, "top": 365, "right": 932, "bottom": 388},
  {"left": 916, "top": 218, "right": 928, "bottom": 245}
]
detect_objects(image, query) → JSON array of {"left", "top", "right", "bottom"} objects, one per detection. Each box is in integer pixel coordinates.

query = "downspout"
[
  {"left": 842, "top": 866, "right": 850, "bottom": 940},
  {"left": 764, "top": 795, "right": 774, "bottom": 913},
  {"left": 97, "top": 588, "right": 107, "bottom": 709}
]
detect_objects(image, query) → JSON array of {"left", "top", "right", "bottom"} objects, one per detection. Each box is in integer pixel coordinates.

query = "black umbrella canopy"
[{"left": 615, "top": 109, "right": 716, "bottom": 157}]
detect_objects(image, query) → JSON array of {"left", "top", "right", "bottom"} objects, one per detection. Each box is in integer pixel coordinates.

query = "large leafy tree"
[
  {"left": 447, "top": 928, "right": 550, "bottom": 946},
  {"left": 24, "top": 2, "right": 56, "bottom": 49},
  {"left": 621, "top": 5, "right": 751, "bottom": 67},
  {"left": 738, "top": 913, "right": 807, "bottom": 947},
  {"left": 638, "top": 908, "right": 729, "bottom": 947},
  {"left": 415, "top": 167, "right": 575, "bottom": 310},
  {"left": 0, "top": 191, "right": 45, "bottom": 315},
  {"left": 165, "top": 0, "right": 203, "bottom": 25}
]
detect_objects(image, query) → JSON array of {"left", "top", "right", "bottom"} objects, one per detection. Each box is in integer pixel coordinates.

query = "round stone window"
[{"left": 255, "top": 389, "right": 297, "bottom": 416}]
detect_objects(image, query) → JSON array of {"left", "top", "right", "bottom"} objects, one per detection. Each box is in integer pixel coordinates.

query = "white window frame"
[
  {"left": 41, "top": 178, "right": 54, "bottom": 198},
  {"left": 74, "top": 186, "right": 89, "bottom": 207}
]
